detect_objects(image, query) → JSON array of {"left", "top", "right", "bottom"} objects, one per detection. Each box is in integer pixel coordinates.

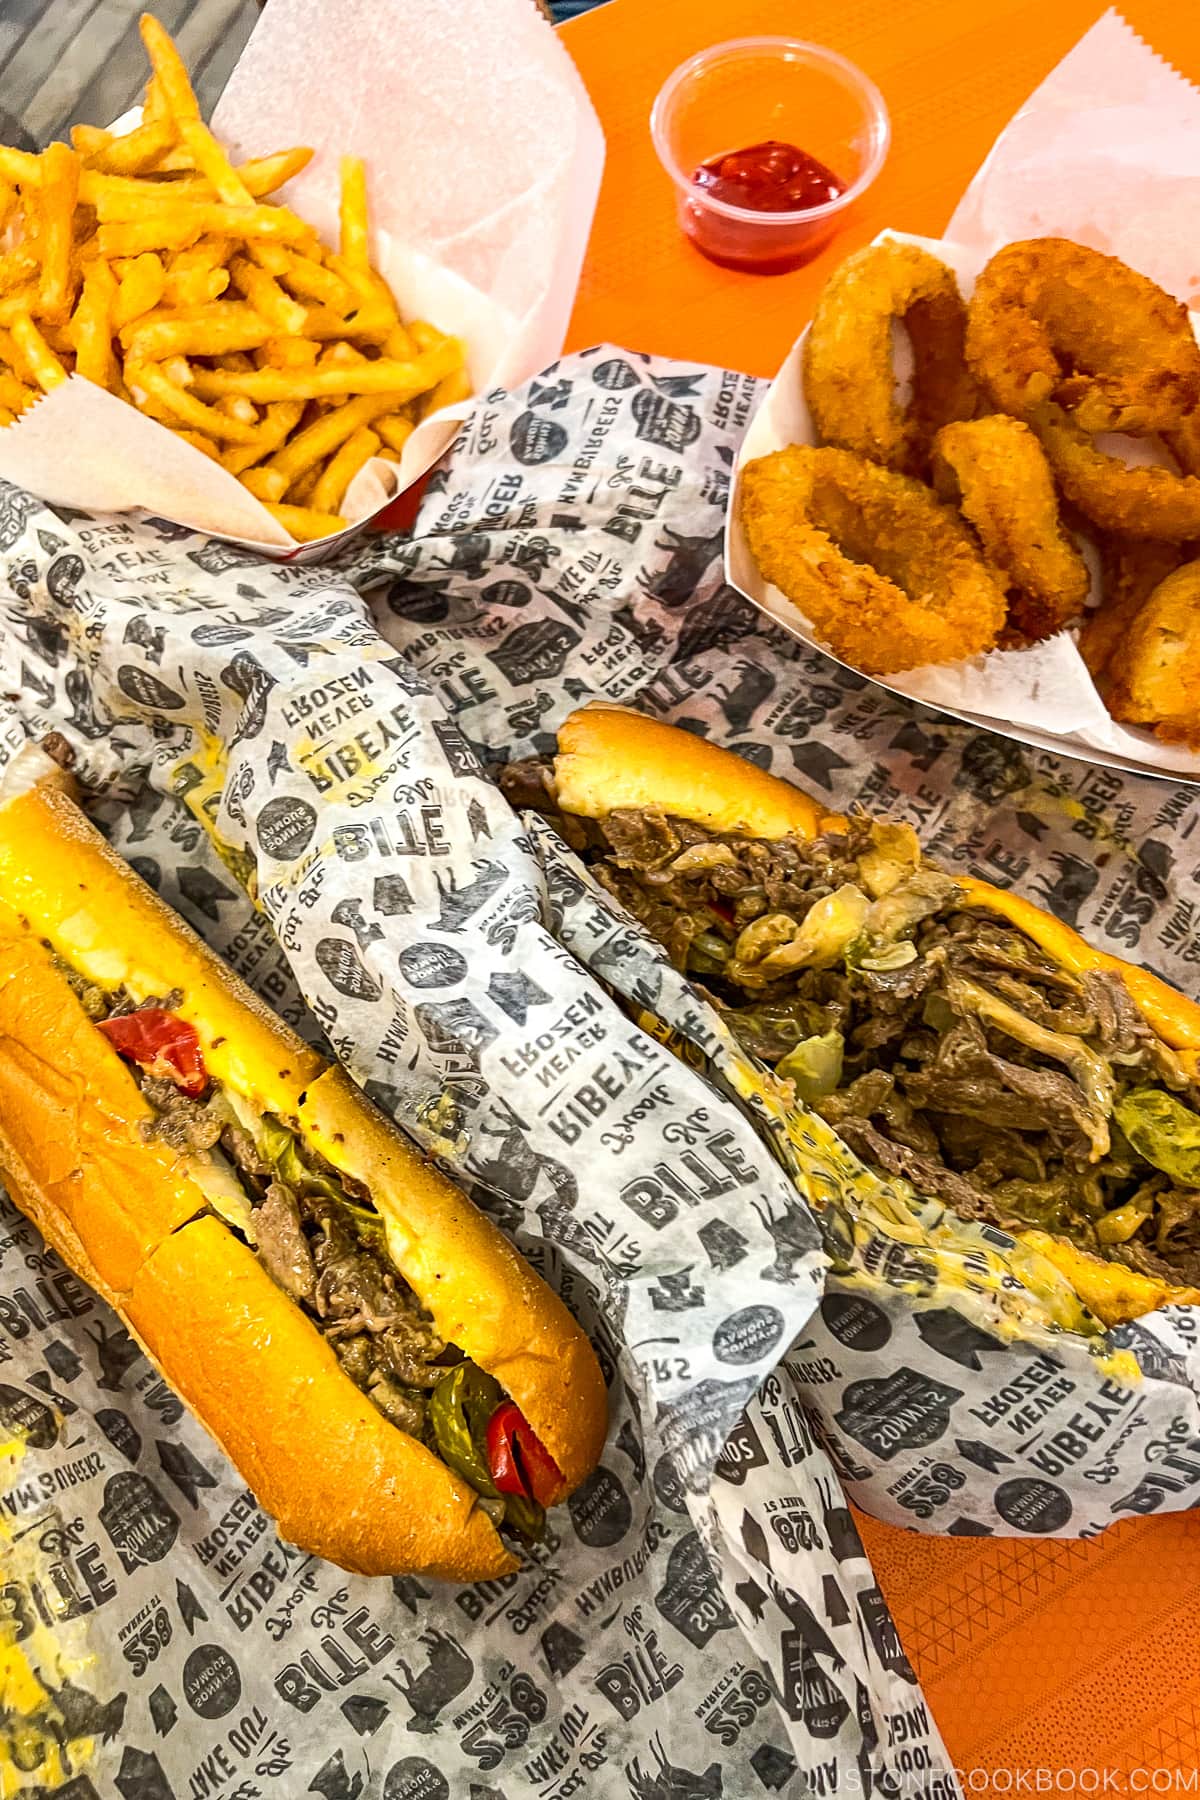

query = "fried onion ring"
[
  {"left": 931, "top": 415, "right": 1090, "bottom": 643},
  {"left": 1078, "top": 535, "right": 1184, "bottom": 686},
  {"left": 739, "top": 445, "right": 1007, "bottom": 675},
  {"left": 1034, "top": 406, "right": 1200, "bottom": 541},
  {"left": 965, "top": 239, "right": 1200, "bottom": 435},
  {"left": 802, "top": 241, "right": 979, "bottom": 477},
  {"left": 1103, "top": 560, "right": 1200, "bottom": 747}
]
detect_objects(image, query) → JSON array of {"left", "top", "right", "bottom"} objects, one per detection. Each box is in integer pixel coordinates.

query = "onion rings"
[
  {"left": 802, "top": 241, "right": 979, "bottom": 477},
  {"left": 1034, "top": 406, "right": 1200, "bottom": 541},
  {"left": 1103, "top": 560, "right": 1200, "bottom": 747},
  {"left": 965, "top": 239, "right": 1200, "bottom": 435},
  {"left": 931, "top": 415, "right": 1090, "bottom": 643},
  {"left": 1078, "top": 535, "right": 1184, "bottom": 686},
  {"left": 739, "top": 445, "right": 1007, "bottom": 676}
]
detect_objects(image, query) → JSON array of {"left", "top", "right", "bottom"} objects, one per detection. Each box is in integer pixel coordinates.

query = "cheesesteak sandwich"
[
  {"left": 0, "top": 754, "right": 606, "bottom": 1579},
  {"left": 502, "top": 705, "right": 1200, "bottom": 1327}
]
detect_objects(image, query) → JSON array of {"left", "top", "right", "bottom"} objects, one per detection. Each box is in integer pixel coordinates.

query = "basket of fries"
[{"left": 0, "top": 0, "right": 603, "bottom": 556}]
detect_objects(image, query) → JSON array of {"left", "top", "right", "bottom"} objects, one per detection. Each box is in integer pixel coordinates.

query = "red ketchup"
[{"left": 686, "top": 138, "right": 846, "bottom": 273}]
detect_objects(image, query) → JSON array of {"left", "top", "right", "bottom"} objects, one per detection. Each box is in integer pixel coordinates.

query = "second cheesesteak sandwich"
[{"left": 503, "top": 704, "right": 1200, "bottom": 1327}]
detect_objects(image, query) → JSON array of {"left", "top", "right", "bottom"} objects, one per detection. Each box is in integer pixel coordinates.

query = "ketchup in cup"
[
  {"left": 693, "top": 140, "right": 845, "bottom": 216},
  {"left": 650, "top": 39, "right": 890, "bottom": 274}
]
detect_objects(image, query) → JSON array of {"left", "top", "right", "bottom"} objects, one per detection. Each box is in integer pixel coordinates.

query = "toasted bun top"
[
  {"left": 553, "top": 704, "right": 1200, "bottom": 1064},
  {"left": 0, "top": 780, "right": 607, "bottom": 1492},
  {"left": 127, "top": 1217, "right": 518, "bottom": 1580},
  {"left": 556, "top": 703, "right": 830, "bottom": 839},
  {"left": 956, "top": 877, "right": 1200, "bottom": 1061},
  {"left": 0, "top": 903, "right": 206, "bottom": 1302}
]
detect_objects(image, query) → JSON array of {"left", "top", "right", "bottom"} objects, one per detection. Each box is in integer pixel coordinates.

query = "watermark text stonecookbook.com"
[
  {"left": 850, "top": 1771, "right": 1200, "bottom": 1798},
  {"left": 956, "top": 1775, "right": 1199, "bottom": 1795}
]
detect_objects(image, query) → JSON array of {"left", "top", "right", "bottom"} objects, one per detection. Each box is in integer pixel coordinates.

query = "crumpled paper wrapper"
[
  {"left": 0, "top": 0, "right": 603, "bottom": 557},
  {"left": 0, "top": 468, "right": 944, "bottom": 1785},
  {"left": 725, "top": 12, "right": 1200, "bottom": 784},
  {"left": 2, "top": 336, "right": 1200, "bottom": 1794}
]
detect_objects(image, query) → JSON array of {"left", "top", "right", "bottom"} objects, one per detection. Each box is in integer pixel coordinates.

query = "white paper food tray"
[{"left": 725, "top": 230, "right": 1200, "bottom": 785}]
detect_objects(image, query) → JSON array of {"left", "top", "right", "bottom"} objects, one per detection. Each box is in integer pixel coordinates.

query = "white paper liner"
[{"left": 0, "top": 0, "right": 604, "bottom": 557}]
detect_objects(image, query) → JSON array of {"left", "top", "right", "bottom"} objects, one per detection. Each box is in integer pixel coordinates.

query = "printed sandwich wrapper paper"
[
  {"left": 0, "top": 470, "right": 952, "bottom": 1795},
  {"left": 726, "top": 10, "right": 1200, "bottom": 785},
  {"left": 0, "top": 0, "right": 604, "bottom": 558},
  {"left": 1, "top": 330, "right": 1200, "bottom": 1796}
]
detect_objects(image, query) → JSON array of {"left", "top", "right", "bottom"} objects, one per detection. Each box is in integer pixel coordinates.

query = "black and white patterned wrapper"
[
  {"left": 0, "top": 343, "right": 1193, "bottom": 1796},
  {"left": 0, "top": 401, "right": 943, "bottom": 1793}
]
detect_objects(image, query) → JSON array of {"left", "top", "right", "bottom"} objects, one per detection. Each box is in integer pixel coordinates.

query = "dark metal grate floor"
[
  {"left": 0, "top": 0, "right": 608, "bottom": 148},
  {"left": 0, "top": 0, "right": 259, "bottom": 145}
]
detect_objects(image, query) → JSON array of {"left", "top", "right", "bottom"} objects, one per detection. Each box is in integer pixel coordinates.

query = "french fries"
[{"left": 0, "top": 12, "right": 471, "bottom": 541}]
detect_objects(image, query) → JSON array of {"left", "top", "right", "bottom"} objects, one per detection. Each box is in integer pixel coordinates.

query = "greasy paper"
[{"left": 0, "top": 0, "right": 604, "bottom": 557}]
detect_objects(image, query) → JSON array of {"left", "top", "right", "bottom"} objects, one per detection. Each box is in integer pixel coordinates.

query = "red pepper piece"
[
  {"left": 486, "top": 1401, "right": 563, "bottom": 1506},
  {"left": 97, "top": 1009, "right": 208, "bottom": 1097}
]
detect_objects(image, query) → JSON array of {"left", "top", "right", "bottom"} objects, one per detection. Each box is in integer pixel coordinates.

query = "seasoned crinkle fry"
[
  {"left": 122, "top": 300, "right": 276, "bottom": 361},
  {"left": 70, "top": 260, "right": 118, "bottom": 387},
  {"left": 221, "top": 399, "right": 305, "bottom": 475},
  {"left": 126, "top": 360, "right": 261, "bottom": 441},
  {"left": 0, "top": 11, "right": 471, "bottom": 540},
  {"left": 80, "top": 120, "right": 176, "bottom": 177},
  {"left": 376, "top": 412, "right": 415, "bottom": 454},
  {"left": 229, "top": 256, "right": 308, "bottom": 335},
  {"left": 311, "top": 425, "right": 380, "bottom": 512},
  {"left": 113, "top": 252, "right": 166, "bottom": 330},
  {"left": 339, "top": 158, "right": 370, "bottom": 270},
  {"left": 265, "top": 501, "right": 347, "bottom": 540},
  {"left": 264, "top": 391, "right": 403, "bottom": 488},
  {"left": 190, "top": 338, "right": 462, "bottom": 402},
  {"left": 0, "top": 369, "right": 35, "bottom": 414},
  {"left": 37, "top": 142, "right": 81, "bottom": 322},
  {"left": 12, "top": 312, "right": 67, "bottom": 392},
  {"left": 253, "top": 245, "right": 353, "bottom": 311}
]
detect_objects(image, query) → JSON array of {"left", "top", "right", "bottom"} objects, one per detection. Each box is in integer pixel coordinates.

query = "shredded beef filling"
[
  {"left": 63, "top": 966, "right": 447, "bottom": 1436},
  {"left": 230, "top": 1142, "right": 449, "bottom": 1441},
  {"left": 499, "top": 762, "right": 1200, "bottom": 1286}
]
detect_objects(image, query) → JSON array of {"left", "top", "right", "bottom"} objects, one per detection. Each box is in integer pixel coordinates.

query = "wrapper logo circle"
[
  {"left": 993, "top": 1477, "right": 1072, "bottom": 1533},
  {"left": 592, "top": 358, "right": 643, "bottom": 390},
  {"left": 819, "top": 1292, "right": 892, "bottom": 1353},
  {"left": 384, "top": 1759, "right": 448, "bottom": 1800},
  {"left": 713, "top": 1304, "right": 785, "bottom": 1365},
  {"left": 568, "top": 1466, "right": 633, "bottom": 1548},
  {"left": 256, "top": 795, "right": 318, "bottom": 860},
  {"left": 397, "top": 943, "right": 470, "bottom": 990},
  {"left": 510, "top": 412, "right": 570, "bottom": 465},
  {"left": 183, "top": 1644, "right": 242, "bottom": 1720}
]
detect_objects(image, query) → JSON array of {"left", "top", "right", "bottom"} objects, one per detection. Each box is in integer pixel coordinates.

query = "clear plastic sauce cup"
[{"left": 651, "top": 38, "right": 890, "bottom": 274}]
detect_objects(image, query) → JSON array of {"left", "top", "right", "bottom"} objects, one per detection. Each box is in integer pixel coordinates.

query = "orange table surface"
[{"left": 562, "top": 0, "right": 1200, "bottom": 1788}]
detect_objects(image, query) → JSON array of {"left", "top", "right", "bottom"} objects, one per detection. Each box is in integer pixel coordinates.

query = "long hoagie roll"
[
  {"left": 506, "top": 703, "right": 1200, "bottom": 1326},
  {"left": 0, "top": 756, "right": 607, "bottom": 1579}
]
